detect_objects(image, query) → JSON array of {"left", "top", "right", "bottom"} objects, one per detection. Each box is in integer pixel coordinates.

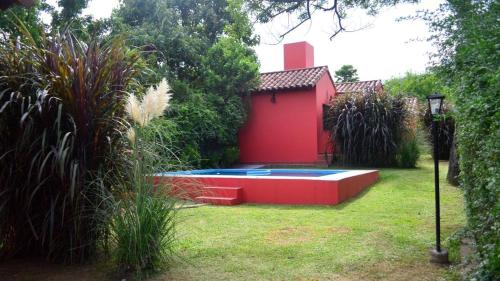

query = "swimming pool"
[
  {"left": 161, "top": 168, "right": 346, "bottom": 177},
  {"left": 155, "top": 168, "right": 379, "bottom": 206}
]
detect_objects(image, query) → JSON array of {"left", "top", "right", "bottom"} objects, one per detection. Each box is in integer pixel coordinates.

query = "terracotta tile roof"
[
  {"left": 254, "top": 66, "right": 330, "bottom": 92},
  {"left": 335, "top": 80, "right": 383, "bottom": 94}
]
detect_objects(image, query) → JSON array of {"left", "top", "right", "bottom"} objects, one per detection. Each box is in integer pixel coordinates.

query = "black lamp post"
[{"left": 426, "top": 93, "right": 449, "bottom": 264}]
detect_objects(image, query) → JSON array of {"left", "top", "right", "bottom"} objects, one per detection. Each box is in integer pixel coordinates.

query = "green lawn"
[{"left": 161, "top": 156, "right": 466, "bottom": 280}]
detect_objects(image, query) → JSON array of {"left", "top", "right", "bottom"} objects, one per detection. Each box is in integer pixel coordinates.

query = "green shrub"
[
  {"left": 168, "top": 92, "right": 221, "bottom": 168},
  {"left": 0, "top": 30, "right": 140, "bottom": 262},
  {"left": 167, "top": 92, "right": 249, "bottom": 168},
  {"left": 396, "top": 137, "right": 420, "bottom": 168},
  {"left": 222, "top": 146, "right": 240, "bottom": 166},
  {"left": 327, "top": 91, "right": 410, "bottom": 166},
  {"left": 111, "top": 190, "right": 176, "bottom": 275}
]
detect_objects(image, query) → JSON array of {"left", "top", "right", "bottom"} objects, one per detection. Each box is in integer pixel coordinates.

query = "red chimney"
[{"left": 283, "top": 41, "right": 314, "bottom": 70}]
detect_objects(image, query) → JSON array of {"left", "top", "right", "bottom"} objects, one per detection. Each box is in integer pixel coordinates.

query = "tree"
[
  {"left": 334, "top": 65, "right": 359, "bottom": 83},
  {"left": 224, "top": 0, "right": 260, "bottom": 46},
  {"left": 384, "top": 72, "right": 449, "bottom": 100},
  {"left": 0, "top": 1, "right": 47, "bottom": 41},
  {"left": 112, "top": 0, "right": 260, "bottom": 167},
  {"left": 247, "top": 0, "right": 419, "bottom": 39},
  {"left": 112, "top": 0, "right": 234, "bottom": 85},
  {"left": 0, "top": 0, "right": 106, "bottom": 42},
  {"left": 53, "top": 0, "right": 88, "bottom": 21},
  {"left": 50, "top": 0, "right": 110, "bottom": 40},
  {"left": 50, "top": 0, "right": 88, "bottom": 28}
]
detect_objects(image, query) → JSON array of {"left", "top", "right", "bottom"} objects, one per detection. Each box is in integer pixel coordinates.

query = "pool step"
[
  {"left": 195, "top": 196, "right": 240, "bottom": 206},
  {"left": 202, "top": 186, "right": 242, "bottom": 198},
  {"left": 195, "top": 186, "right": 243, "bottom": 206}
]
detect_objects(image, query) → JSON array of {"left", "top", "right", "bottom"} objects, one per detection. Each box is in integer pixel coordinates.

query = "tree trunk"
[{"left": 447, "top": 131, "right": 459, "bottom": 186}]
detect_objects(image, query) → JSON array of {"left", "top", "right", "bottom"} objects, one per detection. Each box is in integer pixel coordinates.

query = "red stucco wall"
[
  {"left": 315, "top": 73, "right": 336, "bottom": 155},
  {"left": 284, "top": 41, "right": 314, "bottom": 70},
  {"left": 239, "top": 89, "right": 318, "bottom": 163}
]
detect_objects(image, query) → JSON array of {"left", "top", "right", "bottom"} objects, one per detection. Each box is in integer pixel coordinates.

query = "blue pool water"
[{"left": 161, "top": 169, "right": 346, "bottom": 177}]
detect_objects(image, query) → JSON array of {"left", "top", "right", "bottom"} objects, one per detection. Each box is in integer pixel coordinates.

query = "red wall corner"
[{"left": 315, "top": 73, "right": 336, "bottom": 155}]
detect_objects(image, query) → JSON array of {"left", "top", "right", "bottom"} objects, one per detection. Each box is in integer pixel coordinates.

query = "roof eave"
[{"left": 251, "top": 84, "right": 316, "bottom": 94}]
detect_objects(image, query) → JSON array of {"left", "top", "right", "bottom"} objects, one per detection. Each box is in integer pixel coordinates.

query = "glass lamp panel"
[{"left": 429, "top": 99, "right": 441, "bottom": 115}]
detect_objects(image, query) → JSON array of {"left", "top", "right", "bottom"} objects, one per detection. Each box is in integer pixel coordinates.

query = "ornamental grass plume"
[
  {"left": 126, "top": 128, "right": 136, "bottom": 144},
  {"left": 126, "top": 78, "right": 172, "bottom": 126},
  {"left": 125, "top": 95, "right": 142, "bottom": 125}
]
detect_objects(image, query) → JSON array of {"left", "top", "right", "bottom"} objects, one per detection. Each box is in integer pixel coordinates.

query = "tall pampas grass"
[
  {"left": 112, "top": 78, "right": 177, "bottom": 276},
  {"left": 126, "top": 78, "right": 172, "bottom": 127}
]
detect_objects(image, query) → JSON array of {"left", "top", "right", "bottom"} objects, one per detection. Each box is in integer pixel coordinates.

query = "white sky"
[{"left": 77, "top": 0, "right": 441, "bottom": 81}]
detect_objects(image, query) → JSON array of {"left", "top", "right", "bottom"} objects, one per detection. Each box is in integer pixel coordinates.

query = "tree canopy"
[
  {"left": 0, "top": 1, "right": 47, "bottom": 40},
  {"left": 384, "top": 72, "right": 449, "bottom": 100},
  {"left": 247, "top": 0, "right": 419, "bottom": 39},
  {"left": 0, "top": 0, "right": 109, "bottom": 41},
  {"left": 111, "top": 0, "right": 260, "bottom": 167},
  {"left": 334, "top": 64, "right": 359, "bottom": 83}
]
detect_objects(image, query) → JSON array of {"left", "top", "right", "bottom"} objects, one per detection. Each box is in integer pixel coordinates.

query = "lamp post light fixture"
[{"left": 426, "top": 93, "right": 449, "bottom": 264}]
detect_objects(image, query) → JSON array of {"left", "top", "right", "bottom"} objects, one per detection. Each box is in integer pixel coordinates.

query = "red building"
[{"left": 239, "top": 42, "right": 336, "bottom": 165}]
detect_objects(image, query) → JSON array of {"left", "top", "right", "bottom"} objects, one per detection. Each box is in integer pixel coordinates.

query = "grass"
[
  {"left": 0, "top": 156, "right": 465, "bottom": 280},
  {"left": 161, "top": 156, "right": 465, "bottom": 280}
]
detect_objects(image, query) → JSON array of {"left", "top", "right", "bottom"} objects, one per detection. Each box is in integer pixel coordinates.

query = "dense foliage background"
[
  {"left": 426, "top": 0, "right": 499, "bottom": 278},
  {"left": 384, "top": 72, "right": 448, "bottom": 101},
  {"left": 385, "top": 72, "right": 456, "bottom": 160},
  {"left": 110, "top": 0, "right": 260, "bottom": 167}
]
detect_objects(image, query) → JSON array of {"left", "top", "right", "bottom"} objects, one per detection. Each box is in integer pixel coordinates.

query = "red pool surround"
[{"left": 154, "top": 170, "right": 379, "bottom": 206}]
